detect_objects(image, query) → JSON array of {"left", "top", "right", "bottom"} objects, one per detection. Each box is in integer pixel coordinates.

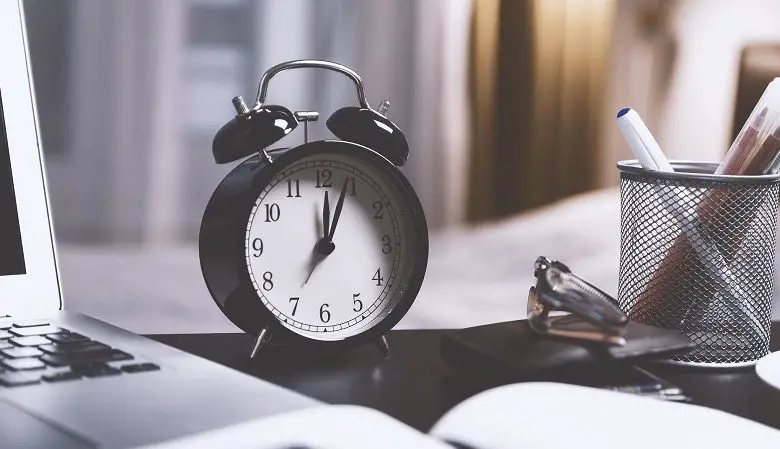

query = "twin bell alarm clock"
[{"left": 199, "top": 60, "right": 429, "bottom": 359}]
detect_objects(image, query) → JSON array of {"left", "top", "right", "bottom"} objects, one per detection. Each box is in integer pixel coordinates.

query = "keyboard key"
[
  {"left": 1, "top": 347, "right": 43, "bottom": 358},
  {"left": 0, "top": 331, "right": 12, "bottom": 339},
  {"left": 40, "top": 349, "right": 132, "bottom": 368},
  {"left": 0, "top": 319, "right": 11, "bottom": 330},
  {"left": 10, "top": 336, "right": 50, "bottom": 347},
  {"left": 73, "top": 363, "right": 121, "bottom": 378},
  {"left": 0, "top": 371, "right": 41, "bottom": 386},
  {"left": 39, "top": 341, "right": 110, "bottom": 355},
  {"left": 46, "top": 332, "right": 89, "bottom": 344},
  {"left": 3, "top": 357, "right": 45, "bottom": 371},
  {"left": 9, "top": 325, "right": 60, "bottom": 337},
  {"left": 121, "top": 363, "right": 160, "bottom": 374},
  {"left": 12, "top": 319, "right": 49, "bottom": 328},
  {"left": 0, "top": 341, "right": 12, "bottom": 350},
  {"left": 40, "top": 354, "right": 71, "bottom": 368},
  {"left": 105, "top": 350, "right": 133, "bottom": 362},
  {"left": 43, "top": 371, "right": 82, "bottom": 383}
]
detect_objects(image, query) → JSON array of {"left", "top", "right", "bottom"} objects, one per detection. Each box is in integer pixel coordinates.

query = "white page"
[
  {"left": 141, "top": 404, "right": 451, "bottom": 449},
  {"left": 430, "top": 382, "right": 780, "bottom": 449},
  {"left": 757, "top": 351, "right": 780, "bottom": 391}
]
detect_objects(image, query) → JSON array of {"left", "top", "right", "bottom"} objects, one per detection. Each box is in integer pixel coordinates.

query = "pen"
[
  {"left": 616, "top": 108, "right": 674, "bottom": 172},
  {"left": 717, "top": 78, "right": 780, "bottom": 175},
  {"left": 607, "top": 383, "right": 663, "bottom": 394}
]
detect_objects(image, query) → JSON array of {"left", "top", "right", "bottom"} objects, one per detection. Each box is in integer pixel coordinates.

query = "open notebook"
[{"left": 143, "top": 382, "right": 780, "bottom": 449}]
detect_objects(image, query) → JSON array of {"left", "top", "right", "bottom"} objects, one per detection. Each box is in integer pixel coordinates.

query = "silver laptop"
[{"left": 0, "top": 2, "right": 319, "bottom": 447}]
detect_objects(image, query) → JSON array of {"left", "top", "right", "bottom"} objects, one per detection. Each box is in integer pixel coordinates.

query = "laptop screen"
[
  {"left": 0, "top": 89, "right": 26, "bottom": 276},
  {"left": 0, "top": 0, "right": 61, "bottom": 312}
]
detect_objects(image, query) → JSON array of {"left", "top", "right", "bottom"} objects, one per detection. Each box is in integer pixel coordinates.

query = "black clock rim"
[{"left": 202, "top": 139, "right": 429, "bottom": 351}]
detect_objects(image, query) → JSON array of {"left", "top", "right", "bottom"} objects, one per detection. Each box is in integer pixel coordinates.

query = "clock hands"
[
  {"left": 313, "top": 177, "right": 348, "bottom": 256},
  {"left": 323, "top": 190, "right": 330, "bottom": 239},
  {"left": 327, "top": 177, "right": 350, "bottom": 242},
  {"left": 315, "top": 189, "right": 336, "bottom": 256},
  {"left": 302, "top": 250, "right": 324, "bottom": 286},
  {"left": 305, "top": 191, "right": 332, "bottom": 285},
  {"left": 306, "top": 178, "right": 349, "bottom": 284}
]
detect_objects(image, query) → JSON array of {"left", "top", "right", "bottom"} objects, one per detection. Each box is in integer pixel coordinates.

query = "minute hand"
[{"left": 327, "top": 178, "right": 350, "bottom": 242}]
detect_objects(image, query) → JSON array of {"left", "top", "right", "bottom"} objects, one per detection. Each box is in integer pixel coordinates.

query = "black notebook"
[{"left": 440, "top": 319, "right": 694, "bottom": 380}]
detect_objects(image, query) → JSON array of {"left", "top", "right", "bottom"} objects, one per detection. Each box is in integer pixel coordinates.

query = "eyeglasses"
[{"left": 528, "top": 256, "right": 629, "bottom": 346}]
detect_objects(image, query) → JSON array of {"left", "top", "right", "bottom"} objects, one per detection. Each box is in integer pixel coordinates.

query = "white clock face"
[{"left": 245, "top": 152, "right": 416, "bottom": 341}]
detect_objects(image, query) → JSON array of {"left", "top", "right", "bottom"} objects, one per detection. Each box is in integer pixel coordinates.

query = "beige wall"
[
  {"left": 657, "top": 0, "right": 780, "bottom": 162},
  {"left": 602, "top": 0, "right": 780, "bottom": 188}
]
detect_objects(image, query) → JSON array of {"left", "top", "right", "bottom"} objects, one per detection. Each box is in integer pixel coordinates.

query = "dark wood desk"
[{"left": 149, "top": 323, "right": 780, "bottom": 433}]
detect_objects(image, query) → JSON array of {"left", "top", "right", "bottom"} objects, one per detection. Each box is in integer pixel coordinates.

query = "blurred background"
[{"left": 21, "top": 0, "right": 780, "bottom": 332}]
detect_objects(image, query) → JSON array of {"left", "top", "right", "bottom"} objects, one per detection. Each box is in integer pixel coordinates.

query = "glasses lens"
[{"left": 543, "top": 267, "right": 627, "bottom": 327}]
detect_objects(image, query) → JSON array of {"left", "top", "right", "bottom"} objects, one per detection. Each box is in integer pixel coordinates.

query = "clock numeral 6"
[
  {"left": 353, "top": 293, "right": 363, "bottom": 312},
  {"left": 381, "top": 235, "right": 393, "bottom": 254},
  {"left": 289, "top": 297, "right": 299, "bottom": 316},
  {"left": 251, "top": 238, "right": 263, "bottom": 257},
  {"left": 262, "top": 271, "right": 274, "bottom": 291},
  {"left": 372, "top": 268, "right": 384, "bottom": 286},
  {"left": 315, "top": 169, "right": 332, "bottom": 188},
  {"left": 319, "top": 303, "right": 330, "bottom": 323},
  {"left": 264, "top": 203, "right": 280, "bottom": 222},
  {"left": 286, "top": 179, "right": 301, "bottom": 198},
  {"left": 373, "top": 201, "right": 384, "bottom": 219}
]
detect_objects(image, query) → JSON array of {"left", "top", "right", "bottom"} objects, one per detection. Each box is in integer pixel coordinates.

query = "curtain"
[
  {"left": 25, "top": 0, "right": 472, "bottom": 243},
  {"left": 467, "top": 0, "right": 617, "bottom": 222}
]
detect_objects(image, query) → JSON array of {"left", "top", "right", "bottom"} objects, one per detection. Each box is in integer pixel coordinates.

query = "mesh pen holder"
[{"left": 618, "top": 160, "right": 780, "bottom": 367}]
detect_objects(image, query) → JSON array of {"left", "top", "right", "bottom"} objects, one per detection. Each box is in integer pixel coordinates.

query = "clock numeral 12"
[
  {"left": 286, "top": 179, "right": 301, "bottom": 198},
  {"left": 372, "top": 268, "right": 384, "bottom": 286},
  {"left": 264, "top": 203, "right": 280, "bottom": 222},
  {"left": 315, "top": 169, "right": 332, "bottom": 188}
]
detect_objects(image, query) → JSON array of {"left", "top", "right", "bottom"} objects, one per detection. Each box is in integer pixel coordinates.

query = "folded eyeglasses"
[{"left": 528, "top": 256, "right": 629, "bottom": 346}]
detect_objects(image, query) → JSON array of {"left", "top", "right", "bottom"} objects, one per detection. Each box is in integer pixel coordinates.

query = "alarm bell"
[
  {"left": 212, "top": 59, "right": 410, "bottom": 166},
  {"left": 211, "top": 97, "right": 298, "bottom": 164},
  {"left": 326, "top": 102, "right": 409, "bottom": 166}
]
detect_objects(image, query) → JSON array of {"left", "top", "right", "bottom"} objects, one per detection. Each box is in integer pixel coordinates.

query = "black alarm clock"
[{"left": 199, "top": 60, "right": 428, "bottom": 359}]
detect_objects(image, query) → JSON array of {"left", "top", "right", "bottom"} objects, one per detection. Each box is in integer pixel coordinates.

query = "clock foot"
[
  {"left": 375, "top": 335, "right": 391, "bottom": 358},
  {"left": 249, "top": 327, "right": 272, "bottom": 359}
]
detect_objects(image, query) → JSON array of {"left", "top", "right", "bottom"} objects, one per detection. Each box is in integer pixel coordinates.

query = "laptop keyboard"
[{"left": 0, "top": 316, "right": 160, "bottom": 387}]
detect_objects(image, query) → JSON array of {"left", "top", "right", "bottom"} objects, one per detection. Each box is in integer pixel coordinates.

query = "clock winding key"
[{"left": 294, "top": 111, "right": 319, "bottom": 144}]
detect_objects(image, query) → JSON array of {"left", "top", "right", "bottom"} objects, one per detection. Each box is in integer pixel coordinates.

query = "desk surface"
[{"left": 149, "top": 323, "right": 780, "bottom": 433}]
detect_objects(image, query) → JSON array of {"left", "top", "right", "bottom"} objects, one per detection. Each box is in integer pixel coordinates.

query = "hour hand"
[
  {"left": 323, "top": 190, "right": 330, "bottom": 239},
  {"left": 315, "top": 189, "right": 336, "bottom": 256}
]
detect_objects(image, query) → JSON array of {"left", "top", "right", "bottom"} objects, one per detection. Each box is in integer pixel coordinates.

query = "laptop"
[{"left": 0, "top": 1, "right": 320, "bottom": 447}]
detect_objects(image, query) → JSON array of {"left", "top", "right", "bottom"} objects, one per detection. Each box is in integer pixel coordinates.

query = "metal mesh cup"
[{"left": 617, "top": 160, "right": 780, "bottom": 367}]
